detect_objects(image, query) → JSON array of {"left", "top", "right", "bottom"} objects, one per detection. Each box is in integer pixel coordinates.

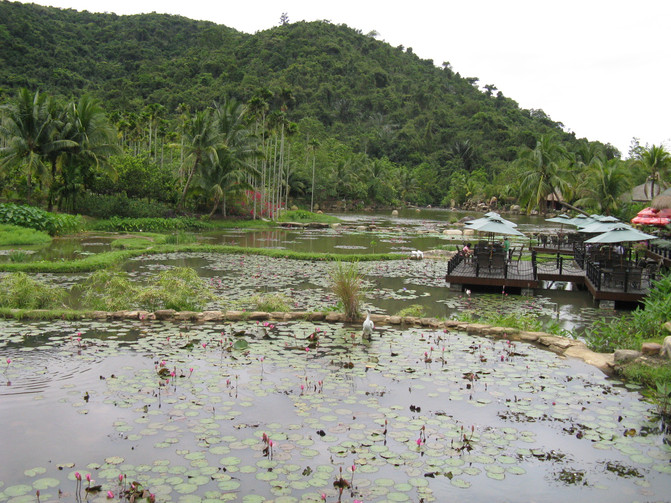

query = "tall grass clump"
[
  {"left": 164, "top": 232, "right": 198, "bottom": 245},
  {"left": 8, "top": 250, "right": 30, "bottom": 263},
  {"left": 78, "top": 267, "right": 214, "bottom": 311},
  {"left": 0, "top": 224, "right": 52, "bottom": 246},
  {"left": 77, "top": 269, "right": 140, "bottom": 311},
  {"left": 395, "top": 304, "right": 427, "bottom": 318},
  {"left": 134, "top": 267, "right": 214, "bottom": 311},
  {"left": 249, "top": 293, "right": 291, "bottom": 312},
  {"left": 328, "top": 261, "right": 364, "bottom": 321},
  {"left": 0, "top": 272, "right": 66, "bottom": 309}
]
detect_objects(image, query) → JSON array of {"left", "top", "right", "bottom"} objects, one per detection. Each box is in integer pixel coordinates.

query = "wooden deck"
[{"left": 445, "top": 253, "right": 651, "bottom": 303}]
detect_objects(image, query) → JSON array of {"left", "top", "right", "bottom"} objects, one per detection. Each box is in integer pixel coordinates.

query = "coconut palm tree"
[
  {"left": 574, "top": 157, "right": 630, "bottom": 215},
  {"left": 0, "top": 88, "right": 72, "bottom": 203},
  {"left": 179, "top": 109, "right": 220, "bottom": 211},
  {"left": 196, "top": 100, "right": 260, "bottom": 217},
  {"left": 56, "top": 95, "right": 118, "bottom": 211},
  {"left": 637, "top": 144, "right": 671, "bottom": 199},
  {"left": 515, "top": 134, "right": 572, "bottom": 214}
]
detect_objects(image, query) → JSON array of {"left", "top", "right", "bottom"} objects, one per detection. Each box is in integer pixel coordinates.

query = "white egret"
[{"left": 362, "top": 311, "right": 374, "bottom": 339}]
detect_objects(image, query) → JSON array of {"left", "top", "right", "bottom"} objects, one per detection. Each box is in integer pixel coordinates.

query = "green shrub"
[
  {"left": 278, "top": 210, "right": 340, "bottom": 223},
  {"left": 583, "top": 316, "right": 643, "bottom": 353},
  {"left": 482, "top": 312, "right": 545, "bottom": 332},
  {"left": 0, "top": 272, "right": 66, "bottom": 309},
  {"left": 631, "top": 272, "right": 671, "bottom": 339},
  {"left": 0, "top": 203, "right": 82, "bottom": 235},
  {"left": 328, "top": 261, "right": 364, "bottom": 321},
  {"left": 92, "top": 216, "right": 209, "bottom": 233},
  {"left": 0, "top": 224, "right": 52, "bottom": 246},
  {"left": 248, "top": 293, "right": 291, "bottom": 312},
  {"left": 583, "top": 271, "right": 671, "bottom": 353},
  {"left": 75, "top": 192, "right": 175, "bottom": 219}
]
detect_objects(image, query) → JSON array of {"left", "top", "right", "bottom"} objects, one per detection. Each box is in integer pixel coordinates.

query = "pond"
[
  {"left": 2, "top": 208, "right": 615, "bottom": 334},
  {"left": 1, "top": 318, "right": 669, "bottom": 502},
  {"left": 115, "top": 251, "right": 607, "bottom": 335},
  {"left": 0, "top": 208, "right": 553, "bottom": 262}
]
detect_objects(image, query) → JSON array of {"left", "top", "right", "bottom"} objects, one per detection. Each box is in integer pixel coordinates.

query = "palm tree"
[
  {"left": 637, "top": 145, "right": 671, "bottom": 199},
  {"left": 397, "top": 166, "right": 418, "bottom": 203},
  {"left": 450, "top": 139, "right": 478, "bottom": 172},
  {"left": 179, "top": 109, "right": 220, "bottom": 211},
  {"left": 515, "top": 134, "right": 572, "bottom": 214},
  {"left": 365, "top": 158, "right": 393, "bottom": 203},
  {"left": 574, "top": 157, "right": 630, "bottom": 215},
  {"left": 56, "top": 95, "right": 118, "bottom": 211},
  {"left": 308, "top": 138, "right": 319, "bottom": 212},
  {"left": 0, "top": 88, "right": 71, "bottom": 203},
  {"left": 196, "top": 100, "right": 260, "bottom": 217},
  {"left": 247, "top": 91, "right": 271, "bottom": 218}
]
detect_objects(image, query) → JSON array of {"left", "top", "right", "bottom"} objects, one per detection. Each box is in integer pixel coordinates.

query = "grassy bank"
[
  {"left": 0, "top": 224, "right": 52, "bottom": 246},
  {"left": 88, "top": 210, "right": 340, "bottom": 233},
  {"left": 0, "top": 243, "right": 401, "bottom": 273}
]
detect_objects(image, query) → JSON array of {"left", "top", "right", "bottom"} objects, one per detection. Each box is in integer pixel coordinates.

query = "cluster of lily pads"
[{"left": 1, "top": 318, "right": 670, "bottom": 502}]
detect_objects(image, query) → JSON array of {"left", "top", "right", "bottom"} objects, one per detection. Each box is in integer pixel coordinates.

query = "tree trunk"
[
  {"left": 558, "top": 200, "right": 589, "bottom": 216},
  {"left": 179, "top": 156, "right": 199, "bottom": 211}
]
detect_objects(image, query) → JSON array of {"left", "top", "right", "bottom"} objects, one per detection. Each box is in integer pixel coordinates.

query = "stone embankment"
[{"left": 10, "top": 308, "right": 659, "bottom": 376}]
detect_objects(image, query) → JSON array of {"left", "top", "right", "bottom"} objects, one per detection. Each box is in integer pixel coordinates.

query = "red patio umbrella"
[{"left": 631, "top": 207, "right": 669, "bottom": 226}]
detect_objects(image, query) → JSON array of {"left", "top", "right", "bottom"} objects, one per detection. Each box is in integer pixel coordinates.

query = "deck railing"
[
  {"left": 446, "top": 252, "right": 464, "bottom": 276},
  {"left": 584, "top": 258, "right": 647, "bottom": 293},
  {"left": 648, "top": 242, "right": 671, "bottom": 260}
]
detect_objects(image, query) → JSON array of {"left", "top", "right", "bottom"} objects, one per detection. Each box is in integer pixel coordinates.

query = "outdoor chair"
[
  {"left": 628, "top": 268, "right": 643, "bottom": 290},
  {"left": 490, "top": 252, "right": 506, "bottom": 273},
  {"left": 610, "top": 270, "right": 626, "bottom": 289},
  {"left": 476, "top": 252, "right": 490, "bottom": 274}
]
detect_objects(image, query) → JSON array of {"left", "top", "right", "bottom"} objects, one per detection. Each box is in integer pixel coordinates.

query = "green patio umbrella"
[
  {"left": 578, "top": 221, "right": 627, "bottom": 234},
  {"left": 545, "top": 214, "right": 574, "bottom": 225},
  {"left": 570, "top": 214, "right": 597, "bottom": 228},
  {"left": 584, "top": 226, "right": 656, "bottom": 243},
  {"left": 465, "top": 212, "right": 518, "bottom": 228},
  {"left": 467, "top": 217, "right": 525, "bottom": 236}
]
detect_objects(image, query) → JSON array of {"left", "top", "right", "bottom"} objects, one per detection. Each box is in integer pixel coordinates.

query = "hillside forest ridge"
[{"left": 0, "top": 1, "right": 668, "bottom": 218}]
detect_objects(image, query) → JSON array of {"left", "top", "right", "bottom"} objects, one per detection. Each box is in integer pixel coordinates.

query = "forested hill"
[{"left": 0, "top": 1, "right": 614, "bottom": 194}]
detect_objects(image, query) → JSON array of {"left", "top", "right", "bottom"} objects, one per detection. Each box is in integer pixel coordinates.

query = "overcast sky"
[{"left": 21, "top": 0, "right": 671, "bottom": 157}]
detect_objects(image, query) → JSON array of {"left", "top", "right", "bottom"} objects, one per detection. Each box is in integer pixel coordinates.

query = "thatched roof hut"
[
  {"left": 629, "top": 181, "right": 668, "bottom": 202},
  {"left": 651, "top": 188, "right": 671, "bottom": 209}
]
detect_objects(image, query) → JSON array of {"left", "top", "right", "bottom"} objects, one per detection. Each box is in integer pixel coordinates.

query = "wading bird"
[{"left": 362, "top": 311, "right": 374, "bottom": 339}]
